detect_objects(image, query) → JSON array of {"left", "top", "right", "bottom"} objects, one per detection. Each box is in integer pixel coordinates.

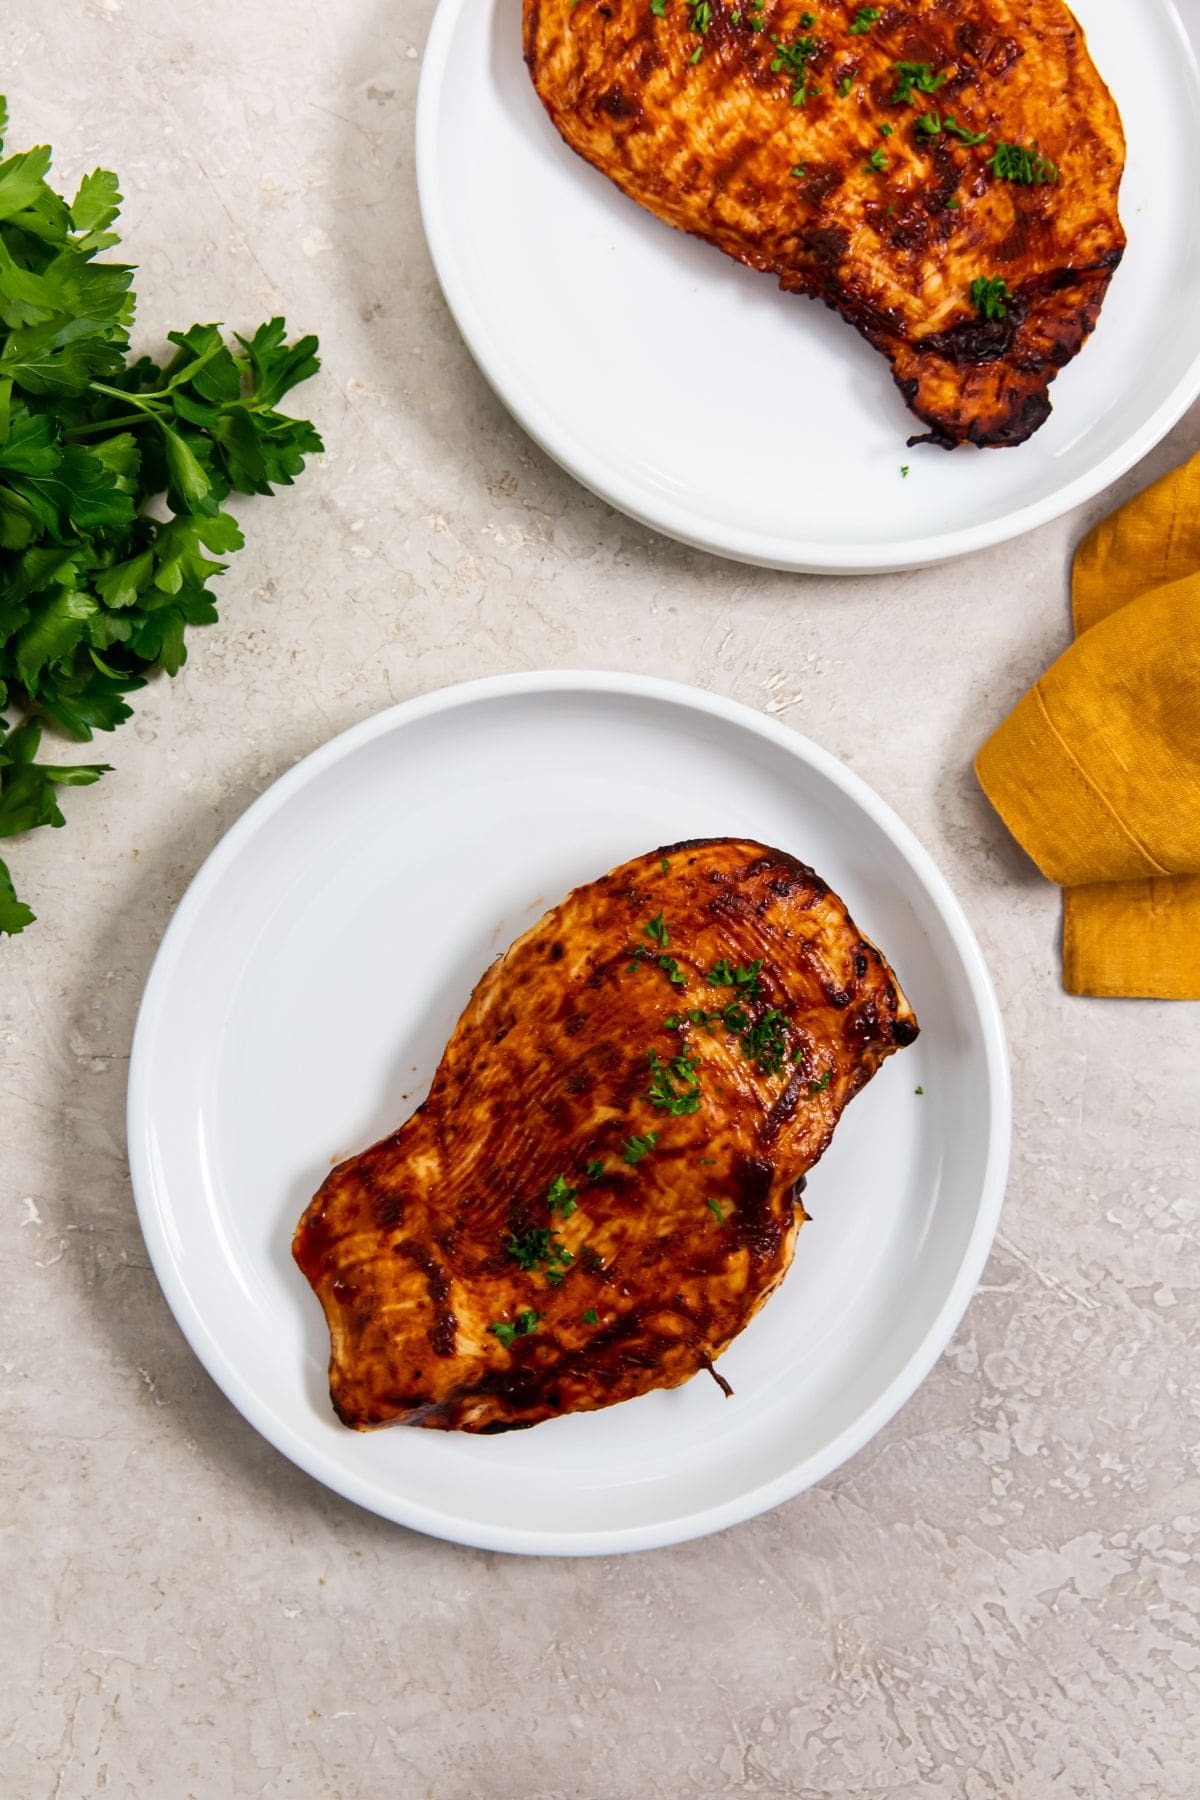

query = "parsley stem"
[
  {"left": 88, "top": 381, "right": 164, "bottom": 410},
  {"left": 91, "top": 342, "right": 226, "bottom": 404},
  {"left": 64, "top": 410, "right": 160, "bottom": 438}
]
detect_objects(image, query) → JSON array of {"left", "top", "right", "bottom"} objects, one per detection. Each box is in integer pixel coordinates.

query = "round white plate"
[
  {"left": 128, "top": 673, "right": 1010, "bottom": 1555},
  {"left": 416, "top": 0, "right": 1200, "bottom": 573}
]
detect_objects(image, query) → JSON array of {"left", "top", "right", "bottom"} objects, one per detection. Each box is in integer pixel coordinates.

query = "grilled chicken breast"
[
  {"left": 294, "top": 839, "right": 917, "bottom": 1433},
  {"left": 524, "top": 0, "right": 1125, "bottom": 447}
]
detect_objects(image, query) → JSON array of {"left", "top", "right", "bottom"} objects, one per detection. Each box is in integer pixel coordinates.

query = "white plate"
[
  {"left": 128, "top": 673, "right": 1009, "bottom": 1555},
  {"left": 416, "top": 0, "right": 1200, "bottom": 573}
]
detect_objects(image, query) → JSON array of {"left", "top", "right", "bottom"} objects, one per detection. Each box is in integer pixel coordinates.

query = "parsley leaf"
[
  {"left": 740, "top": 1007, "right": 788, "bottom": 1075},
  {"left": 489, "top": 1310, "right": 541, "bottom": 1347},
  {"left": 545, "top": 1174, "right": 580, "bottom": 1218},
  {"left": 504, "top": 1226, "right": 553, "bottom": 1271},
  {"left": 892, "top": 62, "right": 948, "bottom": 104},
  {"left": 647, "top": 1046, "right": 702, "bottom": 1114},
  {"left": 943, "top": 115, "right": 990, "bottom": 147},
  {"left": 0, "top": 854, "right": 34, "bottom": 932},
  {"left": 988, "top": 140, "right": 1058, "bottom": 184},
  {"left": 621, "top": 1131, "right": 659, "bottom": 1165},
  {"left": 658, "top": 954, "right": 688, "bottom": 987},
  {"left": 706, "top": 957, "right": 763, "bottom": 1000},
  {"left": 970, "top": 275, "right": 1011, "bottom": 321},
  {"left": 0, "top": 717, "right": 107, "bottom": 840},
  {"left": 769, "top": 32, "right": 821, "bottom": 107}
]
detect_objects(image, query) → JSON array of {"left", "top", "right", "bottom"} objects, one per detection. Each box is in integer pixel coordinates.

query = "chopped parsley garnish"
[
  {"left": 878, "top": 124, "right": 893, "bottom": 137},
  {"left": 838, "top": 74, "right": 853, "bottom": 97},
  {"left": 545, "top": 1174, "right": 580, "bottom": 1218},
  {"left": 706, "top": 957, "right": 763, "bottom": 1000},
  {"left": 915, "top": 111, "right": 988, "bottom": 145},
  {"left": 808, "top": 1069, "right": 833, "bottom": 1095},
  {"left": 660, "top": 856, "right": 670, "bottom": 874},
  {"left": 504, "top": 1227, "right": 573, "bottom": 1282},
  {"left": 581, "top": 1245, "right": 605, "bottom": 1271},
  {"left": 650, "top": 0, "right": 667, "bottom": 12},
  {"left": 866, "top": 147, "right": 889, "bottom": 172},
  {"left": 944, "top": 115, "right": 990, "bottom": 146},
  {"left": 849, "top": 7, "right": 880, "bottom": 33},
  {"left": 892, "top": 62, "right": 948, "bottom": 104},
  {"left": 669, "top": 1004, "right": 740, "bottom": 1034},
  {"left": 700, "top": 1157, "right": 717, "bottom": 1165},
  {"left": 644, "top": 911, "right": 669, "bottom": 948},
  {"left": 647, "top": 1047, "right": 702, "bottom": 1114},
  {"left": 970, "top": 275, "right": 1011, "bottom": 321},
  {"left": 585, "top": 1159, "right": 605, "bottom": 1179},
  {"left": 690, "top": 44, "right": 703, "bottom": 62},
  {"left": 658, "top": 954, "right": 688, "bottom": 987},
  {"left": 489, "top": 1310, "right": 540, "bottom": 1347},
  {"left": 790, "top": 164, "right": 808, "bottom": 178},
  {"left": 915, "top": 1085, "right": 924, "bottom": 1095},
  {"left": 630, "top": 929, "right": 687, "bottom": 988},
  {"left": 769, "top": 32, "right": 821, "bottom": 107},
  {"left": 689, "top": 0, "right": 712, "bottom": 31},
  {"left": 622, "top": 1131, "right": 660, "bottom": 1165},
  {"left": 706, "top": 1198, "right": 727, "bottom": 1224},
  {"left": 901, "top": 464, "right": 910, "bottom": 478},
  {"left": 740, "top": 1007, "right": 788, "bottom": 1074},
  {"left": 988, "top": 140, "right": 1058, "bottom": 184},
  {"left": 582, "top": 1308, "right": 600, "bottom": 1326},
  {"left": 504, "top": 1226, "right": 552, "bottom": 1270},
  {"left": 946, "top": 196, "right": 961, "bottom": 209}
]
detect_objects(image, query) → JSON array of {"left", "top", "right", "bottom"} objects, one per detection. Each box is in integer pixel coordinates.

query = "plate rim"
[
  {"left": 415, "top": 0, "right": 1200, "bottom": 575},
  {"left": 127, "top": 669, "right": 1012, "bottom": 1555}
]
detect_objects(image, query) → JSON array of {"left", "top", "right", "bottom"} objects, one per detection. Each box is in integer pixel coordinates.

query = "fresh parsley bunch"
[{"left": 0, "top": 100, "right": 322, "bottom": 936}]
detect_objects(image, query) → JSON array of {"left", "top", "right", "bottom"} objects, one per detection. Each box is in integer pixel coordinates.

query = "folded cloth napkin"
[{"left": 975, "top": 452, "right": 1200, "bottom": 1000}]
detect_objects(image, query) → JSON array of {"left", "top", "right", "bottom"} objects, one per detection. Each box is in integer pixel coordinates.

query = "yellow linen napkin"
[{"left": 975, "top": 453, "right": 1200, "bottom": 999}]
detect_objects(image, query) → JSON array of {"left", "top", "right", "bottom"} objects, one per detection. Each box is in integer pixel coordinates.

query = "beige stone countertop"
[{"left": 4, "top": 3, "right": 1199, "bottom": 1796}]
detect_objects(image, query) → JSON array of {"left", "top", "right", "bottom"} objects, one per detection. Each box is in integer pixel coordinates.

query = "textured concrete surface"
[{"left": 3, "top": 3, "right": 1199, "bottom": 1796}]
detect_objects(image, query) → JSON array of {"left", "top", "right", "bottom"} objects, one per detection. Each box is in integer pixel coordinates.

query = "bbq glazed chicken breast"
[
  {"left": 294, "top": 840, "right": 918, "bottom": 1433},
  {"left": 523, "top": 0, "right": 1125, "bottom": 447}
]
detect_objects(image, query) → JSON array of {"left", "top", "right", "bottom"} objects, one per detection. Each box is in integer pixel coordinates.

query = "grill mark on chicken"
[
  {"left": 393, "top": 1240, "right": 458, "bottom": 1357},
  {"left": 523, "top": 0, "right": 1124, "bottom": 447},
  {"left": 294, "top": 838, "right": 917, "bottom": 1432}
]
